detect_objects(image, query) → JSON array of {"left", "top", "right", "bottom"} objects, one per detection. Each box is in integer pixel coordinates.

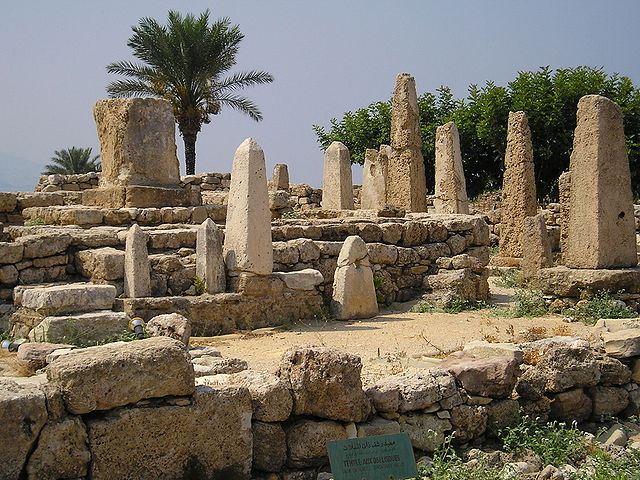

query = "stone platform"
[
  {"left": 83, "top": 185, "right": 195, "bottom": 209},
  {"left": 529, "top": 266, "right": 640, "bottom": 297}
]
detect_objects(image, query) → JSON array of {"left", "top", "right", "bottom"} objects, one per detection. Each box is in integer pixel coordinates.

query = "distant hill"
[{"left": 0, "top": 152, "right": 43, "bottom": 192}]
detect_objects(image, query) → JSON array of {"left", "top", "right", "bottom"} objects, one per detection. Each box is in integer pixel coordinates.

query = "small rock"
[
  {"left": 147, "top": 313, "right": 192, "bottom": 346},
  {"left": 597, "top": 424, "right": 628, "bottom": 446}
]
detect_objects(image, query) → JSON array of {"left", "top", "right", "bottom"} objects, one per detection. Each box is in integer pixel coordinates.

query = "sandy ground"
[
  {"left": 0, "top": 279, "right": 595, "bottom": 382},
  {"left": 193, "top": 280, "right": 594, "bottom": 387}
]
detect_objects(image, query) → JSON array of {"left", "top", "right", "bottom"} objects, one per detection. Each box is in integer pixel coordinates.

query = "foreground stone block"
[
  {"left": 273, "top": 269, "right": 323, "bottom": 291},
  {"left": 75, "top": 246, "right": 125, "bottom": 281},
  {"left": 224, "top": 138, "right": 273, "bottom": 276},
  {"left": 253, "top": 421, "right": 287, "bottom": 472},
  {"left": 28, "top": 310, "right": 129, "bottom": 346},
  {"left": 366, "top": 368, "right": 458, "bottom": 413},
  {"left": 387, "top": 73, "right": 427, "bottom": 212},
  {"left": 26, "top": 416, "right": 91, "bottom": 480},
  {"left": 529, "top": 266, "right": 640, "bottom": 297},
  {"left": 147, "top": 312, "right": 192, "bottom": 346},
  {"left": 564, "top": 95, "right": 637, "bottom": 268},
  {"left": 0, "top": 377, "right": 48, "bottom": 479},
  {"left": 16, "top": 342, "right": 74, "bottom": 372},
  {"left": 500, "top": 111, "right": 537, "bottom": 257},
  {"left": 398, "top": 412, "right": 452, "bottom": 451},
  {"left": 278, "top": 346, "right": 371, "bottom": 422},
  {"left": 86, "top": 384, "right": 252, "bottom": 480},
  {"left": 286, "top": 419, "right": 346, "bottom": 468},
  {"left": 440, "top": 352, "right": 519, "bottom": 398},
  {"left": 603, "top": 329, "right": 640, "bottom": 358},
  {"left": 46, "top": 337, "right": 195, "bottom": 414},
  {"left": 434, "top": 122, "right": 469, "bottom": 214},
  {"left": 20, "top": 283, "right": 116, "bottom": 315}
]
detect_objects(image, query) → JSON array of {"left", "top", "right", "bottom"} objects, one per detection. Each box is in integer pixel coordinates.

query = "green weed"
[
  {"left": 495, "top": 269, "right": 521, "bottom": 288},
  {"left": 24, "top": 217, "right": 46, "bottom": 227},
  {"left": 562, "top": 290, "right": 637, "bottom": 325},
  {"left": 192, "top": 275, "right": 206, "bottom": 295},
  {"left": 443, "top": 297, "right": 490, "bottom": 314},
  {"left": 500, "top": 417, "right": 587, "bottom": 467},
  {"left": 571, "top": 448, "right": 640, "bottom": 480},
  {"left": 411, "top": 301, "right": 435, "bottom": 313}
]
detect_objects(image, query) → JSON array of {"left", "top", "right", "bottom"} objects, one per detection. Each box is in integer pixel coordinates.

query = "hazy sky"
[{"left": 1, "top": 0, "right": 639, "bottom": 191}]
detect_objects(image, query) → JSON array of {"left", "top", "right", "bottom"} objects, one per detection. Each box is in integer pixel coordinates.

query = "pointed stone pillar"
[
  {"left": 223, "top": 138, "right": 273, "bottom": 276},
  {"left": 386, "top": 73, "right": 427, "bottom": 212},
  {"left": 499, "top": 111, "right": 538, "bottom": 257},
  {"left": 124, "top": 224, "right": 151, "bottom": 298},
  {"left": 196, "top": 218, "right": 226, "bottom": 293},
  {"left": 321, "top": 141, "right": 354, "bottom": 210},
  {"left": 361, "top": 145, "right": 390, "bottom": 210},
  {"left": 558, "top": 171, "right": 571, "bottom": 255},
  {"left": 434, "top": 122, "right": 469, "bottom": 214},
  {"left": 271, "top": 164, "right": 290, "bottom": 191},
  {"left": 331, "top": 236, "right": 378, "bottom": 320},
  {"left": 564, "top": 95, "right": 637, "bottom": 269}
]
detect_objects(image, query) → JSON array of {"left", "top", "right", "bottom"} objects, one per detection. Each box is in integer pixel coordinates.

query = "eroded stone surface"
[
  {"left": 361, "top": 145, "right": 390, "bottom": 210},
  {"left": 321, "top": 142, "right": 354, "bottom": 210},
  {"left": 124, "top": 223, "right": 151, "bottom": 297},
  {"left": 196, "top": 218, "right": 226, "bottom": 294},
  {"left": 434, "top": 122, "right": 469, "bottom": 214},
  {"left": 20, "top": 283, "right": 116, "bottom": 315}
]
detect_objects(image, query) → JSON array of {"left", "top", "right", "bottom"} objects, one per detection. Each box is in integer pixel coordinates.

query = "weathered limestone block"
[
  {"left": 564, "top": 95, "right": 637, "bottom": 268},
  {"left": 450, "top": 405, "right": 488, "bottom": 443},
  {"left": 26, "top": 416, "right": 91, "bottom": 480},
  {"left": 597, "top": 354, "right": 632, "bottom": 385},
  {"left": 278, "top": 345, "right": 371, "bottom": 422},
  {"left": 286, "top": 419, "right": 347, "bottom": 468},
  {"left": 199, "top": 370, "right": 293, "bottom": 422},
  {"left": 440, "top": 352, "right": 520, "bottom": 398},
  {"left": 361, "top": 145, "right": 390, "bottom": 210},
  {"left": 20, "top": 283, "right": 116, "bottom": 316},
  {"left": 558, "top": 171, "right": 571, "bottom": 254},
  {"left": 423, "top": 268, "right": 489, "bottom": 302},
  {"left": 93, "top": 98, "right": 180, "bottom": 188},
  {"left": 16, "top": 342, "right": 74, "bottom": 372},
  {"left": 0, "top": 377, "right": 48, "bottom": 480},
  {"left": 147, "top": 312, "right": 192, "bottom": 346},
  {"left": 500, "top": 111, "right": 537, "bottom": 257},
  {"left": 321, "top": 141, "right": 354, "bottom": 210},
  {"left": 196, "top": 218, "right": 226, "bottom": 293},
  {"left": 0, "top": 192, "right": 17, "bottom": 212},
  {"left": 485, "top": 399, "right": 520, "bottom": 436},
  {"left": 331, "top": 236, "right": 378, "bottom": 320},
  {"left": 253, "top": 421, "right": 287, "bottom": 472},
  {"left": 271, "top": 163, "right": 290, "bottom": 191},
  {"left": 527, "top": 344, "right": 601, "bottom": 393},
  {"left": 356, "top": 417, "right": 401, "bottom": 438},
  {"left": 75, "top": 246, "right": 125, "bottom": 281},
  {"left": 549, "top": 388, "right": 592, "bottom": 423},
  {"left": 434, "top": 122, "right": 469, "bottom": 214},
  {"left": 603, "top": 328, "right": 640, "bottom": 358},
  {"left": 365, "top": 368, "right": 458, "bottom": 413},
  {"left": 224, "top": 138, "right": 273, "bottom": 276},
  {"left": 589, "top": 386, "right": 629, "bottom": 418},
  {"left": 387, "top": 73, "right": 427, "bottom": 212},
  {"left": 521, "top": 214, "right": 553, "bottom": 276},
  {"left": 124, "top": 223, "right": 151, "bottom": 297},
  {"left": 273, "top": 269, "right": 323, "bottom": 291},
  {"left": 0, "top": 242, "right": 24, "bottom": 264},
  {"left": 193, "top": 357, "right": 248, "bottom": 376},
  {"left": 86, "top": 384, "right": 252, "bottom": 480},
  {"left": 18, "top": 232, "right": 72, "bottom": 259},
  {"left": 46, "top": 337, "right": 195, "bottom": 414},
  {"left": 398, "top": 412, "right": 452, "bottom": 451}
]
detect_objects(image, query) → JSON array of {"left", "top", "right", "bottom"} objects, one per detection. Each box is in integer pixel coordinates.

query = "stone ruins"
[
  {"left": 386, "top": 73, "right": 427, "bottom": 212},
  {"left": 434, "top": 121, "right": 469, "bottom": 214},
  {"left": 2, "top": 82, "right": 640, "bottom": 480},
  {"left": 499, "top": 111, "right": 537, "bottom": 258},
  {"left": 321, "top": 141, "right": 354, "bottom": 210}
]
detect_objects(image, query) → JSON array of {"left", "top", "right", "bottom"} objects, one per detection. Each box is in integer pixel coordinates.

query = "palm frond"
[{"left": 215, "top": 93, "right": 263, "bottom": 121}]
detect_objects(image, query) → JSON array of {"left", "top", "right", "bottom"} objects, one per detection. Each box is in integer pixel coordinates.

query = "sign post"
[{"left": 327, "top": 433, "right": 418, "bottom": 480}]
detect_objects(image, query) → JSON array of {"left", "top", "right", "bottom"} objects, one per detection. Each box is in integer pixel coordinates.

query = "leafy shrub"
[
  {"left": 508, "top": 289, "right": 548, "bottom": 318},
  {"left": 501, "top": 417, "right": 587, "bottom": 467},
  {"left": 571, "top": 448, "right": 640, "bottom": 480},
  {"left": 563, "top": 290, "right": 637, "bottom": 325},
  {"left": 411, "top": 301, "right": 435, "bottom": 313},
  {"left": 192, "top": 275, "right": 206, "bottom": 295},
  {"left": 24, "top": 217, "right": 46, "bottom": 226},
  {"left": 443, "top": 297, "right": 490, "bottom": 314}
]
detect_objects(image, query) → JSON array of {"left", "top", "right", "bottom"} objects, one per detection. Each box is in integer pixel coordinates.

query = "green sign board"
[{"left": 327, "top": 433, "right": 418, "bottom": 480}]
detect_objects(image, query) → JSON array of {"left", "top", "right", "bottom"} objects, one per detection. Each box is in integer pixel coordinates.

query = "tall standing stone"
[
  {"left": 386, "top": 73, "right": 427, "bottom": 212},
  {"left": 331, "top": 236, "right": 378, "bottom": 320},
  {"left": 499, "top": 111, "right": 538, "bottom": 257},
  {"left": 321, "top": 142, "right": 354, "bottom": 210},
  {"left": 196, "top": 218, "right": 226, "bottom": 293},
  {"left": 434, "top": 122, "right": 469, "bottom": 214},
  {"left": 271, "top": 164, "right": 290, "bottom": 191},
  {"left": 564, "top": 95, "right": 637, "bottom": 269},
  {"left": 124, "top": 224, "right": 151, "bottom": 298},
  {"left": 361, "top": 145, "right": 390, "bottom": 210},
  {"left": 558, "top": 171, "right": 571, "bottom": 255},
  {"left": 223, "top": 138, "right": 273, "bottom": 276},
  {"left": 83, "top": 98, "right": 189, "bottom": 208}
]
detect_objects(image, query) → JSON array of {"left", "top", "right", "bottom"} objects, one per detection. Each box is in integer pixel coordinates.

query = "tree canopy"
[
  {"left": 313, "top": 66, "right": 640, "bottom": 200},
  {"left": 42, "top": 147, "right": 100, "bottom": 175},
  {"left": 106, "top": 10, "right": 273, "bottom": 175}
]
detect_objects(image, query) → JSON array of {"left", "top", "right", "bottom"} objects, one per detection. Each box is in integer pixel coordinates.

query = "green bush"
[
  {"left": 192, "top": 275, "right": 206, "bottom": 295},
  {"left": 411, "top": 301, "right": 435, "bottom": 313},
  {"left": 571, "top": 448, "right": 640, "bottom": 480},
  {"left": 494, "top": 269, "right": 520, "bottom": 288},
  {"left": 563, "top": 290, "right": 637, "bottom": 325},
  {"left": 507, "top": 289, "right": 548, "bottom": 318},
  {"left": 443, "top": 297, "right": 490, "bottom": 314},
  {"left": 501, "top": 417, "right": 587, "bottom": 467}
]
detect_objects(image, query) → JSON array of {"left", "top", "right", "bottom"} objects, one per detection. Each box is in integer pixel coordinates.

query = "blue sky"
[{"left": 1, "top": 0, "right": 639, "bottom": 191}]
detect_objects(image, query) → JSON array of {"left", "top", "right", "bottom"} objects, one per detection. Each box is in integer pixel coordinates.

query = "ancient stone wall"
[
  {"left": 2, "top": 335, "right": 639, "bottom": 479},
  {"left": 35, "top": 173, "right": 100, "bottom": 192}
]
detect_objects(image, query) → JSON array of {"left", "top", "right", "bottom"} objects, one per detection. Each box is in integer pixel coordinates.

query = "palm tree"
[
  {"left": 43, "top": 147, "right": 101, "bottom": 175},
  {"left": 106, "top": 10, "right": 274, "bottom": 175}
]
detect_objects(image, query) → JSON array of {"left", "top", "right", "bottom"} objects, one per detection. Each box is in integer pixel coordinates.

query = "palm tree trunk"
[{"left": 183, "top": 132, "right": 198, "bottom": 175}]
